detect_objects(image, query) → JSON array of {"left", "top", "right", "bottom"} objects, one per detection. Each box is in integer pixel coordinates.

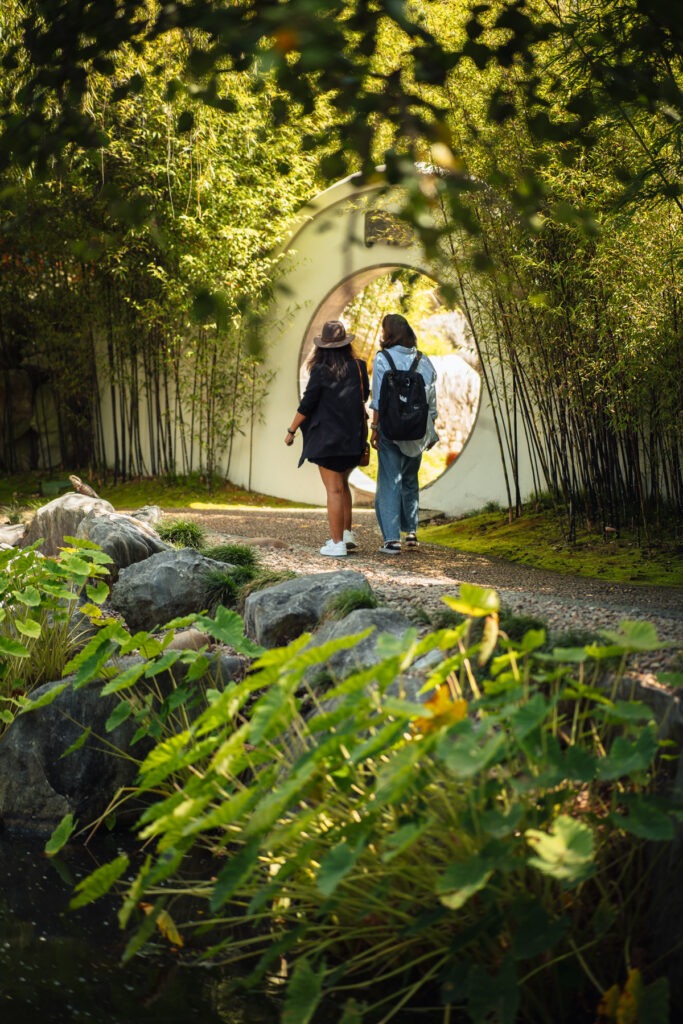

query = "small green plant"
[
  {"left": 203, "top": 565, "right": 257, "bottom": 612},
  {"left": 200, "top": 542, "right": 259, "bottom": 568},
  {"left": 62, "top": 585, "right": 681, "bottom": 1024},
  {"left": 322, "top": 587, "right": 379, "bottom": 621},
  {"left": 0, "top": 538, "right": 111, "bottom": 734},
  {"left": 156, "top": 518, "right": 206, "bottom": 549}
]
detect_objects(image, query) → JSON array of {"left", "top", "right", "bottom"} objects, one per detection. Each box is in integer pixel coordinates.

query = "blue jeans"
[{"left": 375, "top": 432, "right": 422, "bottom": 543}]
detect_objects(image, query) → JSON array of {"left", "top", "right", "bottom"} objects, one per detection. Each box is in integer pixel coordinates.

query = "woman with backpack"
[
  {"left": 284, "top": 320, "right": 370, "bottom": 557},
  {"left": 369, "top": 313, "right": 438, "bottom": 554}
]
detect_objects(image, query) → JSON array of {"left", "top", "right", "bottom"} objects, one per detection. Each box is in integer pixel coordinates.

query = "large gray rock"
[
  {"left": 0, "top": 652, "right": 246, "bottom": 836},
  {"left": 243, "top": 570, "right": 372, "bottom": 648},
  {"left": 109, "top": 547, "right": 232, "bottom": 632},
  {"left": 22, "top": 492, "right": 115, "bottom": 555},
  {"left": 76, "top": 509, "right": 170, "bottom": 582},
  {"left": 303, "top": 607, "right": 442, "bottom": 704},
  {"left": 0, "top": 659, "right": 151, "bottom": 836}
]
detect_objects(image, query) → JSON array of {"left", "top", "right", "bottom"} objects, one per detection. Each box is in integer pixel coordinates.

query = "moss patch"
[{"left": 420, "top": 509, "right": 683, "bottom": 587}]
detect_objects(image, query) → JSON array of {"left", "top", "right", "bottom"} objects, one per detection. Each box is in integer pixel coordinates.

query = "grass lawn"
[{"left": 421, "top": 507, "right": 683, "bottom": 587}]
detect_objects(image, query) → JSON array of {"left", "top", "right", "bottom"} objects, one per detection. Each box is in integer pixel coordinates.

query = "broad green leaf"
[
  {"left": 381, "top": 819, "right": 431, "bottom": 862},
  {"left": 437, "top": 855, "right": 494, "bottom": 910},
  {"left": 0, "top": 635, "right": 30, "bottom": 658},
  {"left": 509, "top": 692, "right": 547, "bottom": 740},
  {"left": 598, "top": 701, "right": 654, "bottom": 725},
  {"left": 85, "top": 580, "right": 109, "bottom": 604},
  {"left": 467, "top": 955, "right": 519, "bottom": 1024},
  {"left": 597, "top": 726, "right": 658, "bottom": 781},
  {"left": 436, "top": 723, "right": 507, "bottom": 779},
  {"left": 45, "top": 813, "right": 77, "bottom": 856},
  {"left": 19, "top": 682, "right": 68, "bottom": 712},
  {"left": 526, "top": 815, "right": 594, "bottom": 886},
  {"left": 282, "top": 957, "right": 326, "bottom": 1024},
  {"left": 101, "top": 661, "right": 147, "bottom": 695},
  {"left": 443, "top": 584, "right": 500, "bottom": 617},
  {"left": 70, "top": 853, "right": 130, "bottom": 909},
  {"left": 610, "top": 796, "right": 675, "bottom": 841},
  {"left": 598, "top": 620, "right": 664, "bottom": 652},
  {"left": 14, "top": 617, "right": 42, "bottom": 639},
  {"left": 479, "top": 804, "right": 523, "bottom": 838},
  {"left": 511, "top": 905, "right": 568, "bottom": 960},
  {"left": 105, "top": 700, "right": 134, "bottom": 732},
  {"left": 14, "top": 585, "right": 41, "bottom": 607},
  {"left": 61, "top": 727, "right": 91, "bottom": 758},
  {"left": 195, "top": 606, "right": 264, "bottom": 656},
  {"left": 317, "top": 840, "right": 363, "bottom": 897},
  {"left": 209, "top": 838, "right": 261, "bottom": 911},
  {"left": 657, "top": 672, "right": 683, "bottom": 688}
]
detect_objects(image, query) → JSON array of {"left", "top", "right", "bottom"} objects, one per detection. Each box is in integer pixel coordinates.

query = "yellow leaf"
[
  {"left": 140, "top": 903, "right": 184, "bottom": 947},
  {"left": 412, "top": 684, "right": 468, "bottom": 735}
]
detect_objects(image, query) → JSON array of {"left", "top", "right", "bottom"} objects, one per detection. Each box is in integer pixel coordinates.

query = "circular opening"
[{"left": 299, "top": 267, "right": 481, "bottom": 489}]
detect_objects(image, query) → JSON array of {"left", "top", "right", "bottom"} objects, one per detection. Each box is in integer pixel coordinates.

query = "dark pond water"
[{"left": 0, "top": 835, "right": 279, "bottom": 1023}]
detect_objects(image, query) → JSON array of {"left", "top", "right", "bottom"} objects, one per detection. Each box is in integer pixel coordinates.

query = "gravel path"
[{"left": 168, "top": 506, "right": 682, "bottom": 676}]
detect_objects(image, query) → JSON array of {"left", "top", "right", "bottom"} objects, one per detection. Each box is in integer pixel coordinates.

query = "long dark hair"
[
  {"left": 381, "top": 313, "right": 416, "bottom": 349},
  {"left": 307, "top": 343, "right": 357, "bottom": 380}
]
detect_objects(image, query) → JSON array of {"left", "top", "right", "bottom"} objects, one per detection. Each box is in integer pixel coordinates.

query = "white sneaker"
[
  {"left": 343, "top": 529, "right": 357, "bottom": 550},
  {"left": 320, "top": 539, "right": 347, "bottom": 557}
]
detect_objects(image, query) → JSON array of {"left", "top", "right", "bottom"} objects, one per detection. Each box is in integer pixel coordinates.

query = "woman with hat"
[{"left": 285, "top": 320, "right": 369, "bottom": 557}]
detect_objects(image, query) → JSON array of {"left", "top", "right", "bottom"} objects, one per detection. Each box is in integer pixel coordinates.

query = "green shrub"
[
  {"left": 0, "top": 539, "right": 111, "bottom": 734},
  {"left": 56, "top": 585, "right": 680, "bottom": 1024},
  {"left": 200, "top": 542, "right": 259, "bottom": 568},
  {"left": 322, "top": 587, "right": 379, "bottom": 621},
  {"left": 156, "top": 518, "right": 206, "bottom": 548}
]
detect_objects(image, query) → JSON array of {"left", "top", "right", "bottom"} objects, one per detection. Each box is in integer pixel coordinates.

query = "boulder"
[
  {"left": 243, "top": 570, "right": 372, "bottom": 648},
  {"left": 302, "top": 606, "right": 442, "bottom": 704},
  {"left": 76, "top": 509, "right": 170, "bottom": 582},
  {"left": 109, "top": 547, "right": 234, "bottom": 632},
  {"left": 0, "top": 653, "right": 246, "bottom": 836},
  {"left": 21, "top": 492, "right": 115, "bottom": 555},
  {"left": 0, "top": 659, "right": 152, "bottom": 836}
]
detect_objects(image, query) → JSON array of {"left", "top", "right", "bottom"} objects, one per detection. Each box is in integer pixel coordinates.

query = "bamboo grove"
[{"left": 1, "top": 1, "right": 681, "bottom": 534}]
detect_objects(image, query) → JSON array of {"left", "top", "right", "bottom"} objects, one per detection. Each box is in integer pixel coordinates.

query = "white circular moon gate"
[{"left": 229, "top": 174, "right": 534, "bottom": 515}]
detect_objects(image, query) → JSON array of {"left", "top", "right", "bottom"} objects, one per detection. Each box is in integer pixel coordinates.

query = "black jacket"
[{"left": 297, "top": 359, "right": 369, "bottom": 467}]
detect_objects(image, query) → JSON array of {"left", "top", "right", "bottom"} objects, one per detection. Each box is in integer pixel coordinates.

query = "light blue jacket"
[{"left": 370, "top": 345, "right": 439, "bottom": 456}]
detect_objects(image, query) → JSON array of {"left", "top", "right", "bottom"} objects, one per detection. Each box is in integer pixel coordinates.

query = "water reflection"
[{"left": 0, "top": 835, "right": 278, "bottom": 1023}]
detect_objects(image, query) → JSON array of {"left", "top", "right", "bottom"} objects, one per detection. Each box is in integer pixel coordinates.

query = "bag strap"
[
  {"left": 409, "top": 351, "right": 422, "bottom": 372},
  {"left": 355, "top": 359, "right": 368, "bottom": 419},
  {"left": 381, "top": 349, "right": 397, "bottom": 372}
]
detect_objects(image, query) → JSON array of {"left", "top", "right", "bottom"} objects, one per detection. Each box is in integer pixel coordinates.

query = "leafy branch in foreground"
[{"left": 62, "top": 584, "right": 682, "bottom": 1023}]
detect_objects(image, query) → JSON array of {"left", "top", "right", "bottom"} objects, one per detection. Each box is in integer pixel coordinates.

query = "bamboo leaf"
[{"left": 60, "top": 727, "right": 91, "bottom": 758}]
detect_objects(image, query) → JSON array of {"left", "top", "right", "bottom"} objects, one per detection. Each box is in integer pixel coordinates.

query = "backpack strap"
[
  {"left": 409, "top": 351, "right": 422, "bottom": 372},
  {"left": 381, "top": 349, "right": 397, "bottom": 372}
]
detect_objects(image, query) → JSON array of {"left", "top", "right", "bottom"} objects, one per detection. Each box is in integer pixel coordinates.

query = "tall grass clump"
[
  {"left": 156, "top": 518, "right": 206, "bottom": 549},
  {"left": 51, "top": 586, "right": 681, "bottom": 1023}
]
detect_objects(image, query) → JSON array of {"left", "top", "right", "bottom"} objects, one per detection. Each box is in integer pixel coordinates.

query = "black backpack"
[{"left": 377, "top": 350, "right": 429, "bottom": 441}]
